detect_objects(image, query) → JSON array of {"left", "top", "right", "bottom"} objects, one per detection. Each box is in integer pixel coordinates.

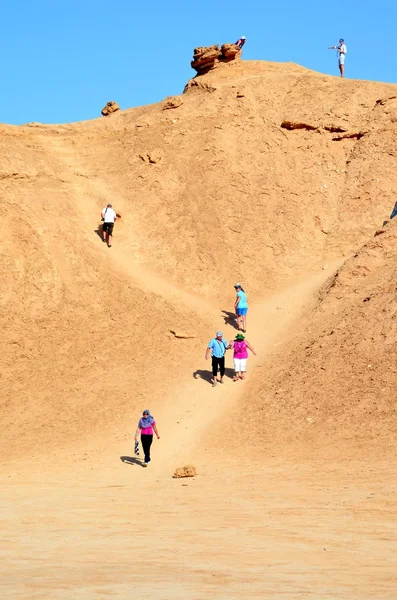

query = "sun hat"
[
  {"left": 235, "top": 333, "right": 245, "bottom": 340},
  {"left": 339, "top": 38, "right": 344, "bottom": 42},
  {"left": 107, "top": 203, "right": 112, "bottom": 207},
  {"left": 234, "top": 283, "right": 241, "bottom": 289},
  {"left": 216, "top": 331, "right": 223, "bottom": 337},
  {"left": 241, "top": 36, "right": 246, "bottom": 40}
]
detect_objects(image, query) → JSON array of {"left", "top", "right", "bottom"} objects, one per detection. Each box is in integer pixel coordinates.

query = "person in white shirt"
[
  {"left": 101, "top": 203, "right": 117, "bottom": 247},
  {"left": 337, "top": 38, "right": 347, "bottom": 78}
]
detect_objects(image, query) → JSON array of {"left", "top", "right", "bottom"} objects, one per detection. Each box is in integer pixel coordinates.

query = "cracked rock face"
[{"left": 280, "top": 120, "right": 366, "bottom": 141}]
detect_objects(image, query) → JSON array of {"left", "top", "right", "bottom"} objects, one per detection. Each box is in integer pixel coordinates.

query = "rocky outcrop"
[
  {"left": 101, "top": 101, "right": 120, "bottom": 117},
  {"left": 191, "top": 45, "right": 220, "bottom": 74},
  {"left": 221, "top": 43, "right": 240, "bottom": 61},
  {"left": 191, "top": 43, "right": 241, "bottom": 74},
  {"left": 184, "top": 79, "right": 217, "bottom": 94},
  {"left": 162, "top": 97, "right": 183, "bottom": 110}
]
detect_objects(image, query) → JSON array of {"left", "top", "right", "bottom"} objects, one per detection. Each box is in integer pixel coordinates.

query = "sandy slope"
[
  {"left": 2, "top": 264, "right": 396, "bottom": 599},
  {"left": 2, "top": 60, "right": 397, "bottom": 598}
]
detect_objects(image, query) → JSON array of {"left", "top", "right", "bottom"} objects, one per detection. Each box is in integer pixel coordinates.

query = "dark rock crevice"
[
  {"left": 281, "top": 121, "right": 317, "bottom": 131},
  {"left": 332, "top": 131, "right": 367, "bottom": 142}
]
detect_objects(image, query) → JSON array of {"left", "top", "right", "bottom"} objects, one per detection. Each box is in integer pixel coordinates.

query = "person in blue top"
[
  {"left": 234, "top": 283, "right": 248, "bottom": 333},
  {"left": 205, "top": 331, "right": 228, "bottom": 387}
]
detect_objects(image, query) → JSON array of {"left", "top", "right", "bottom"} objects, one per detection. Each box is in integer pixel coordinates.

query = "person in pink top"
[
  {"left": 228, "top": 333, "right": 256, "bottom": 381},
  {"left": 134, "top": 409, "right": 160, "bottom": 467}
]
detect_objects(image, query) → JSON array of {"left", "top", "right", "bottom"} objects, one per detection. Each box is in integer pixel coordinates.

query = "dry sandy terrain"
[{"left": 2, "top": 59, "right": 397, "bottom": 598}]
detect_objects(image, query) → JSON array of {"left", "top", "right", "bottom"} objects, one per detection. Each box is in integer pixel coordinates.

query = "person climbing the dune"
[
  {"left": 101, "top": 203, "right": 117, "bottom": 247},
  {"left": 234, "top": 283, "right": 248, "bottom": 332},
  {"left": 134, "top": 409, "right": 160, "bottom": 467},
  {"left": 235, "top": 35, "right": 246, "bottom": 51},
  {"left": 228, "top": 333, "right": 256, "bottom": 381},
  {"left": 205, "top": 331, "right": 228, "bottom": 387}
]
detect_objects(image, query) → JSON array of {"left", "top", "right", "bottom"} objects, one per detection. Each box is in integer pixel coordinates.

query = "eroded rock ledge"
[{"left": 191, "top": 43, "right": 240, "bottom": 75}]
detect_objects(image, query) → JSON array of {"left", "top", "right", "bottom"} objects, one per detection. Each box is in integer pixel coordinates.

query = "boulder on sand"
[
  {"left": 101, "top": 101, "right": 120, "bottom": 117},
  {"left": 173, "top": 465, "right": 197, "bottom": 478}
]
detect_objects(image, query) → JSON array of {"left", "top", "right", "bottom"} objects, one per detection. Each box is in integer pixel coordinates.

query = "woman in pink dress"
[
  {"left": 228, "top": 333, "right": 256, "bottom": 381},
  {"left": 134, "top": 410, "right": 160, "bottom": 467}
]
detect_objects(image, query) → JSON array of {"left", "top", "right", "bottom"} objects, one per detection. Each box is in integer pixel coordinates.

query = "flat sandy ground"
[{"left": 2, "top": 457, "right": 396, "bottom": 599}]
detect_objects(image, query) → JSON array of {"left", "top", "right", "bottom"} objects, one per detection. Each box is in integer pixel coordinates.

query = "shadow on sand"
[
  {"left": 193, "top": 368, "right": 235, "bottom": 385},
  {"left": 94, "top": 227, "right": 111, "bottom": 247},
  {"left": 221, "top": 310, "right": 239, "bottom": 330},
  {"left": 94, "top": 226, "right": 107, "bottom": 241},
  {"left": 120, "top": 456, "right": 145, "bottom": 467}
]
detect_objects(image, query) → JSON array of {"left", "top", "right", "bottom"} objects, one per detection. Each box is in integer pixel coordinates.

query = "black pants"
[
  {"left": 212, "top": 356, "right": 225, "bottom": 378},
  {"left": 141, "top": 434, "right": 153, "bottom": 463}
]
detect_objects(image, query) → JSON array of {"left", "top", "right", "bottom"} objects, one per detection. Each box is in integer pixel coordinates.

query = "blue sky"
[{"left": 1, "top": 0, "right": 396, "bottom": 124}]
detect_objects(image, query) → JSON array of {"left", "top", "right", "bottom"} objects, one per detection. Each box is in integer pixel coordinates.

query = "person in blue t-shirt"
[
  {"left": 205, "top": 331, "right": 228, "bottom": 387},
  {"left": 234, "top": 283, "right": 248, "bottom": 333}
]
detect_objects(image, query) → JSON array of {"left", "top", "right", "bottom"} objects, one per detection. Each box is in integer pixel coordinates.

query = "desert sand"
[{"left": 2, "top": 58, "right": 397, "bottom": 599}]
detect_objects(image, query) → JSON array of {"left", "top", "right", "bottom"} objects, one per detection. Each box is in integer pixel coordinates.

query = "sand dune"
[{"left": 2, "top": 60, "right": 397, "bottom": 598}]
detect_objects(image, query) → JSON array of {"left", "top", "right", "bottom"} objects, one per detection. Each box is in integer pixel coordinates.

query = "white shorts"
[
  {"left": 234, "top": 358, "right": 247, "bottom": 372},
  {"left": 338, "top": 55, "right": 345, "bottom": 65}
]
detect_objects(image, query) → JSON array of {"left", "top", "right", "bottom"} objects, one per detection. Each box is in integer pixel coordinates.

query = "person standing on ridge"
[
  {"left": 337, "top": 39, "right": 347, "bottom": 77},
  {"left": 134, "top": 410, "right": 160, "bottom": 467},
  {"left": 234, "top": 283, "right": 248, "bottom": 332},
  {"left": 101, "top": 203, "right": 117, "bottom": 247},
  {"left": 205, "top": 331, "right": 228, "bottom": 387},
  {"left": 329, "top": 39, "right": 347, "bottom": 77},
  {"left": 235, "top": 36, "right": 246, "bottom": 51},
  {"left": 228, "top": 333, "right": 256, "bottom": 381}
]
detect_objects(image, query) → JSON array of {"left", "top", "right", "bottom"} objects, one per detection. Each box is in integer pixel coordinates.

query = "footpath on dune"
[{"left": 220, "top": 220, "right": 397, "bottom": 464}]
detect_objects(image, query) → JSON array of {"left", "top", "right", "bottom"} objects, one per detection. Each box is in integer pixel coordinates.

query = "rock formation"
[
  {"left": 101, "top": 101, "right": 120, "bottom": 117},
  {"left": 220, "top": 43, "right": 240, "bottom": 61},
  {"left": 191, "top": 43, "right": 241, "bottom": 74},
  {"left": 191, "top": 45, "right": 221, "bottom": 74},
  {"left": 162, "top": 97, "right": 183, "bottom": 110}
]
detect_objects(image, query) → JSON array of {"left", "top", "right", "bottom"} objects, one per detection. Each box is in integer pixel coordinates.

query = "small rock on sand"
[{"left": 173, "top": 465, "right": 196, "bottom": 478}]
